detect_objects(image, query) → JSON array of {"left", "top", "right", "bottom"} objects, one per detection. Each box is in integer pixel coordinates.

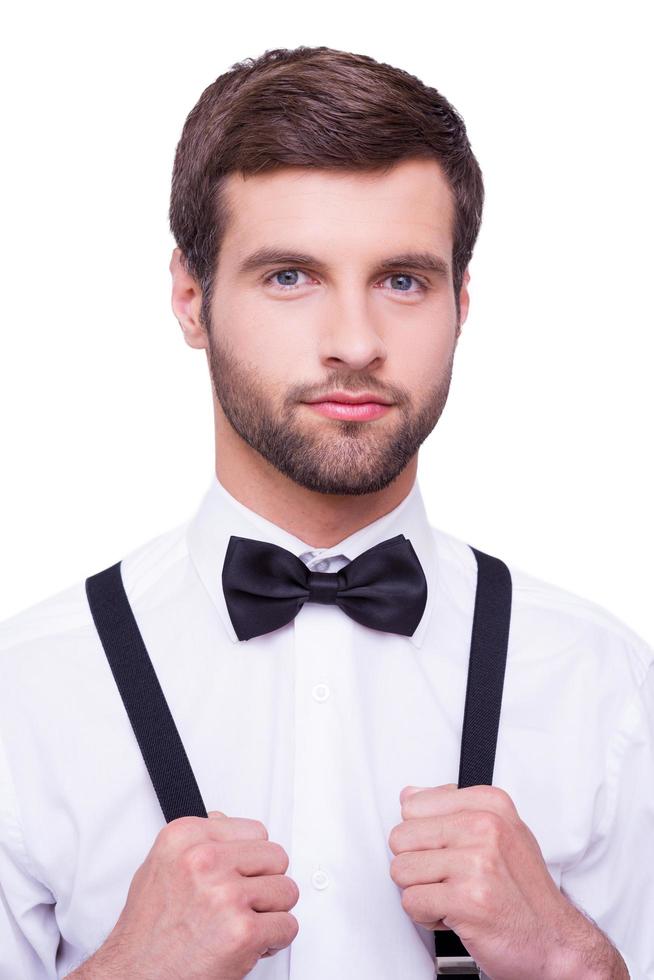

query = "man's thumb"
[{"left": 207, "top": 810, "right": 228, "bottom": 819}]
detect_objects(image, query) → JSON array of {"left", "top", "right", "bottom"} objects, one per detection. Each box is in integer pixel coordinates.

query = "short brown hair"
[{"left": 169, "top": 45, "right": 484, "bottom": 321}]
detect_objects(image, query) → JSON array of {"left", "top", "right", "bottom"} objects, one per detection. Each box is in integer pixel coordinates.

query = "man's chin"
[
  {"left": 279, "top": 472, "right": 402, "bottom": 496},
  {"left": 267, "top": 448, "right": 408, "bottom": 495}
]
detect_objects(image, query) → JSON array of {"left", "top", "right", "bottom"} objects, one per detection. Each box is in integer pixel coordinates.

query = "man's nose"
[{"left": 318, "top": 290, "right": 387, "bottom": 371}]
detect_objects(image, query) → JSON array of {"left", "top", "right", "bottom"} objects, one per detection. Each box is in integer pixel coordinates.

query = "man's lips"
[{"left": 303, "top": 400, "right": 393, "bottom": 421}]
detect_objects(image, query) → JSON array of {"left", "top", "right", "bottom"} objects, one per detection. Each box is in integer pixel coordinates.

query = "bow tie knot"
[
  {"left": 222, "top": 533, "right": 428, "bottom": 641},
  {"left": 307, "top": 569, "right": 342, "bottom": 605}
]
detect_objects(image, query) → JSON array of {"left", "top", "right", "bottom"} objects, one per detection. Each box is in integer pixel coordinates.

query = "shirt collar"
[{"left": 186, "top": 472, "right": 437, "bottom": 649}]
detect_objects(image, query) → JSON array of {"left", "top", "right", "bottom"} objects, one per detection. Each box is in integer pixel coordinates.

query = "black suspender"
[
  {"left": 85, "top": 562, "right": 207, "bottom": 823},
  {"left": 85, "top": 543, "right": 511, "bottom": 975},
  {"left": 432, "top": 547, "right": 512, "bottom": 970}
]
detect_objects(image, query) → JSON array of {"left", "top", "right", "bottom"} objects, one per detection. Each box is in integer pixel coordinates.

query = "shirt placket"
[{"left": 287, "top": 549, "right": 353, "bottom": 978}]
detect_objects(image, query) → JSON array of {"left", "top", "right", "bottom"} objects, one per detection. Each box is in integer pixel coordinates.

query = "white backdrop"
[{"left": 1, "top": 1, "right": 652, "bottom": 644}]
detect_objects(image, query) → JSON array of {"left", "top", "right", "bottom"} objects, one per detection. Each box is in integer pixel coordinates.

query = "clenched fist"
[{"left": 69, "top": 811, "right": 300, "bottom": 980}]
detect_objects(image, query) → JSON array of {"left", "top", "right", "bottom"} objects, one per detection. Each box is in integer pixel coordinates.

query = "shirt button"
[
  {"left": 311, "top": 869, "right": 330, "bottom": 890},
  {"left": 312, "top": 683, "right": 330, "bottom": 702},
  {"left": 313, "top": 559, "right": 330, "bottom": 572}
]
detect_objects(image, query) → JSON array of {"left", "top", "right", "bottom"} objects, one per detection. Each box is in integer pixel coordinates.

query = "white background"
[{"left": 1, "top": 1, "right": 652, "bottom": 644}]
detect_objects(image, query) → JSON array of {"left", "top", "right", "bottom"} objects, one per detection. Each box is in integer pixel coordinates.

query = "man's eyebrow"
[{"left": 236, "top": 246, "right": 450, "bottom": 279}]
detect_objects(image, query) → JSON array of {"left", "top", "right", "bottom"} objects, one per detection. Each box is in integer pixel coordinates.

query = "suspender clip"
[{"left": 436, "top": 954, "right": 482, "bottom": 975}]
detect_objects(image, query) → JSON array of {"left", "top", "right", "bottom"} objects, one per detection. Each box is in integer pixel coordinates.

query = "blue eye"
[
  {"left": 264, "top": 269, "right": 306, "bottom": 293},
  {"left": 268, "top": 269, "right": 305, "bottom": 289},
  {"left": 385, "top": 273, "right": 422, "bottom": 292}
]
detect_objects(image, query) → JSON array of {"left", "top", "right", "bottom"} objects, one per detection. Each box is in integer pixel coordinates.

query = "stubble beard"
[{"left": 204, "top": 315, "right": 455, "bottom": 497}]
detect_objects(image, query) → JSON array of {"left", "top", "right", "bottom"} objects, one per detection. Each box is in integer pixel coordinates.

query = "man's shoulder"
[
  {"left": 0, "top": 519, "right": 190, "bottom": 665},
  {"left": 430, "top": 523, "right": 653, "bottom": 680}
]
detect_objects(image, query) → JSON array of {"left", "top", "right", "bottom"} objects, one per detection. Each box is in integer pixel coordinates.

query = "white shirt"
[{"left": 1, "top": 473, "right": 653, "bottom": 980}]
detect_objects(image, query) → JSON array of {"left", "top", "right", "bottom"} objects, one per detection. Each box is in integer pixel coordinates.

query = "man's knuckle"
[
  {"left": 469, "top": 879, "right": 493, "bottom": 910},
  {"left": 228, "top": 911, "right": 257, "bottom": 950},
  {"left": 400, "top": 884, "right": 418, "bottom": 914},
  {"left": 212, "top": 878, "right": 246, "bottom": 911},
  {"left": 489, "top": 786, "right": 517, "bottom": 817},
  {"left": 401, "top": 798, "right": 418, "bottom": 819},
  {"left": 250, "top": 819, "right": 269, "bottom": 839},
  {"left": 388, "top": 826, "right": 403, "bottom": 853},
  {"left": 181, "top": 841, "right": 218, "bottom": 875},
  {"left": 283, "top": 876, "right": 300, "bottom": 906},
  {"left": 390, "top": 855, "right": 409, "bottom": 886},
  {"left": 266, "top": 912, "right": 298, "bottom": 953},
  {"left": 172, "top": 815, "right": 203, "bottom": 831},
  {"left": 267, "top": 840, "right": 289, "bottom": 871},
  {"left": 277, "top": 911, "right": 300, "bottom": 947},
  {"left": 471, "top": 848, "right": 497, "bottom": 878},
  {"left": 155, "top": 816, "right": 202, "bottom": 855},
  {"left": 473, "top": 810, "right": 502, "bottom": 839},
  {"left": 167, "top": 816, "right": 201, "bottom": 839},
  {"left": 285, "top": 911, "right": 300, "bottom": 942}
]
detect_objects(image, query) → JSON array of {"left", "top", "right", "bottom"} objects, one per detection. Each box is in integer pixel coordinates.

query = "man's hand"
[
  {"left": 67, "top": 811, "right": 299, "bottom": 980},
  {"left": 388, "top": 784, "right": 627, "bottom": 980}
]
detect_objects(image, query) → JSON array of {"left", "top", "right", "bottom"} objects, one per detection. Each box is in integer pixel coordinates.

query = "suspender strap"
[
  {"left": 85, "top": 561, "right": 208, "bottom": 823},
  {"left": 458, "top": 547, "right": 512, "bottom": 788},
  {"left": 434, "top": 546, "right": 512, "bottom": 971}
]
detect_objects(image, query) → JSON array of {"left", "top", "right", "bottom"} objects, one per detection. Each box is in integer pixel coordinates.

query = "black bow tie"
[{"left": 221, "top": 533, "right": 428, "bottom": 641}]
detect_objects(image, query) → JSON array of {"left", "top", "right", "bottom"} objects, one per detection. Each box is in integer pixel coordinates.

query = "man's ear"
[
  {"left": 170, "top": 247, "right": 208, "bottom": 350},
  {"left": 455, "top": 268, "right": 471, "bottom": 342}
]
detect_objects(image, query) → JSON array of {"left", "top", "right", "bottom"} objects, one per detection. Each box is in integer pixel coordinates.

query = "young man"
[{"left": 1, "top": 45, "right": 652, "bottom": 980}]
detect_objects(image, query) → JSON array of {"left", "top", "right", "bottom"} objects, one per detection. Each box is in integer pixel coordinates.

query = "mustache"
[{"left": 293, "top": 379, "right": 406, "bottom": 405}]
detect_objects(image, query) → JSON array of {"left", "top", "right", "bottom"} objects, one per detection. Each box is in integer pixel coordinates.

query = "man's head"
[{"left": 169, "top": 47, "right": 484, "bottom": 496}]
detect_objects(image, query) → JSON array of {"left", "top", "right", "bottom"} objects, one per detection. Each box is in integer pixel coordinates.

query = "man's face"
[{"left": 199, "top": 157, "right": 469, "bottom": 495}]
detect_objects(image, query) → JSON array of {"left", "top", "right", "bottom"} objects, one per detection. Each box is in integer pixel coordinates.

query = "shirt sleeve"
[
  {"left": 0, "top": 725, "right": 61, "bottom": 979},
  {"left": 559, "top": 655, "right": 654, "bottom": 980}
]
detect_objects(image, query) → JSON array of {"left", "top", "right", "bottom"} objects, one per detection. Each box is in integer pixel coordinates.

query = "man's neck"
[{"left": 214, "top": 444, "right": 418, "bottom": 550}]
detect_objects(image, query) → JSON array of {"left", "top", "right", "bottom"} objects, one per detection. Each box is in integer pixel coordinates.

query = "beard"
[{"left": 204, "top": 315, "right": 455, "bottom": 496}]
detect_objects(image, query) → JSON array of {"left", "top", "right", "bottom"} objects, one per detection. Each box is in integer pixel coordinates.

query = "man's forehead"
[{"left": 219, "top": 159, "right": 455, "bottom": 260}]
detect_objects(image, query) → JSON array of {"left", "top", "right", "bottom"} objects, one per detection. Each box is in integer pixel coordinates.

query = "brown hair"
[{"left": 169, "top": 45, "right": 484, "bottom": 322}]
